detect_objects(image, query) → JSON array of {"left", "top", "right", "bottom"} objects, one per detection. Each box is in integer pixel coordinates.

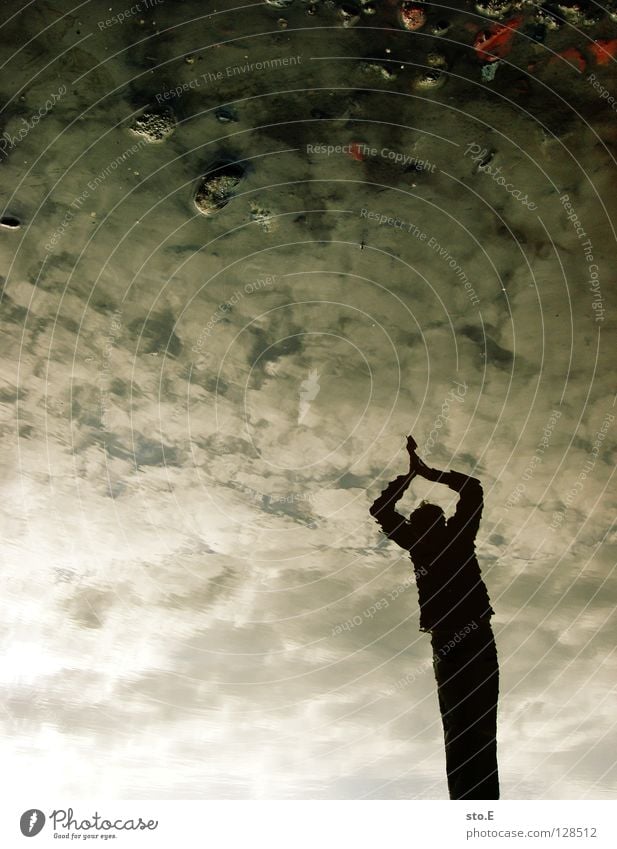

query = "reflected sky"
[{"left": 1, "top": 0, "right": 616, "bottom": 800}]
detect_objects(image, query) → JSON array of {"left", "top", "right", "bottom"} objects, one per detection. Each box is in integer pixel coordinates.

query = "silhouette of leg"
[
  {"left": 431, "top": 623, "right": 499, "bottom": 799},
  {"left": 462, "top": 639, "right": 499, "bottom": 799}
]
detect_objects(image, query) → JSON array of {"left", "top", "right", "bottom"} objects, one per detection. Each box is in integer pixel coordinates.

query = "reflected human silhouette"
[{"left": 369, "top": 435, "right": 499, "bottom": 800}]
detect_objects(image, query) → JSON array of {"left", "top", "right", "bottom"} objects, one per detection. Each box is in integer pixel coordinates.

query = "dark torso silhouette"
[{"left": 370, "top": 471, "right": 494, "bottom": 632}]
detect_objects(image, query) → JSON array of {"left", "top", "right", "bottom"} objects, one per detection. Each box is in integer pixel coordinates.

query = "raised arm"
[
  {"left": 415, "top": 458, "right": 483, "bottom": 543},
  {"left": 369, "top": 459, "right": 418, "bottom": 550}
]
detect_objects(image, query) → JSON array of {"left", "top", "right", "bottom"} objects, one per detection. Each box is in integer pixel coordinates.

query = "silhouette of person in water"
[{"left": 369, "top": 435, "right": 499, "bottom": 800}]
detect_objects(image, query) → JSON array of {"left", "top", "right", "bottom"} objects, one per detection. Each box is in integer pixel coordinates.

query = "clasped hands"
[{"left": 405, "top": 435, "right": 436, "bottom": 480}]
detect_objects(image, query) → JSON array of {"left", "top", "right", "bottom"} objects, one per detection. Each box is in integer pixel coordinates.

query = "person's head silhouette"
[{"left": 409, "top": 500, "right": 446, "bottom": 541}]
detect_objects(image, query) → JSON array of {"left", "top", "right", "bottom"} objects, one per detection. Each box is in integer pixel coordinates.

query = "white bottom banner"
[{"left": 2, "top": 800, "right": 615, "bottom": 848}]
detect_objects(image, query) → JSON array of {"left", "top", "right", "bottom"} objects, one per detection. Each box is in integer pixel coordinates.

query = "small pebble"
[
  {"left": 194, "top": 161, "right": 245, "bottom": 216},
  {"left": 554, "top": 1, "right": 585, "bottom": 24},
  {"left": 249, "top": 202, "right": 276, "bottom": 232},
  {"left": 413, "top": 68, "right": 446, "bottom": 90},
  {"left": 0, "top": 215, "right": 21, "bottom": 230},
  {"left": 360, "top": 61, "right": 397, "bottom": 80},
  {"left": 430, "top": 19, "right": 450, "bottom": 35},
  {"left": 481, "top": 60, "right": 501, "bottom": 82},
  {"left": 339, "top": 3, "right": 361, "bottom": 26},
  {"left": 475, "top": 0, "right": 511, "bottom": 19},
  {"left": 427, "top": 52, "right": 448, "bottom": 68},
  {"left": 130, "top": 107, "right": 176, "bottom": 143},
  {"left": 215, "top": 106, "right": 239, "bottom": 123},
  {"left": 399, "top": 3, "right": 427, "bottom": 31},
  {"left": 534, "top": 6, "right": 562, "bottom": 30}
]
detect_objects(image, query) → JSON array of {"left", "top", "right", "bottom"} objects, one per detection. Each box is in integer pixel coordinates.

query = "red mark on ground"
[
  {"left": 589, "top": 39, "right": 617, "bottom": 65},
  {"left": 348, "top": 143, "right": 365, "bottom": 161},
  {"left": 474, "top": 16, "right": 523, "bottom": 63}
]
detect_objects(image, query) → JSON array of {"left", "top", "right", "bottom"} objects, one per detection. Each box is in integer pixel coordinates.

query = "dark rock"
[
  {"left": 0, "top": 215, "right": 21, "bottom": 229},
  {"left": 194, "top": 160, "right": 245, "bottom": 216},
  {"left": 215, "top": 106, "right": 239, "bottom": 123}
]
